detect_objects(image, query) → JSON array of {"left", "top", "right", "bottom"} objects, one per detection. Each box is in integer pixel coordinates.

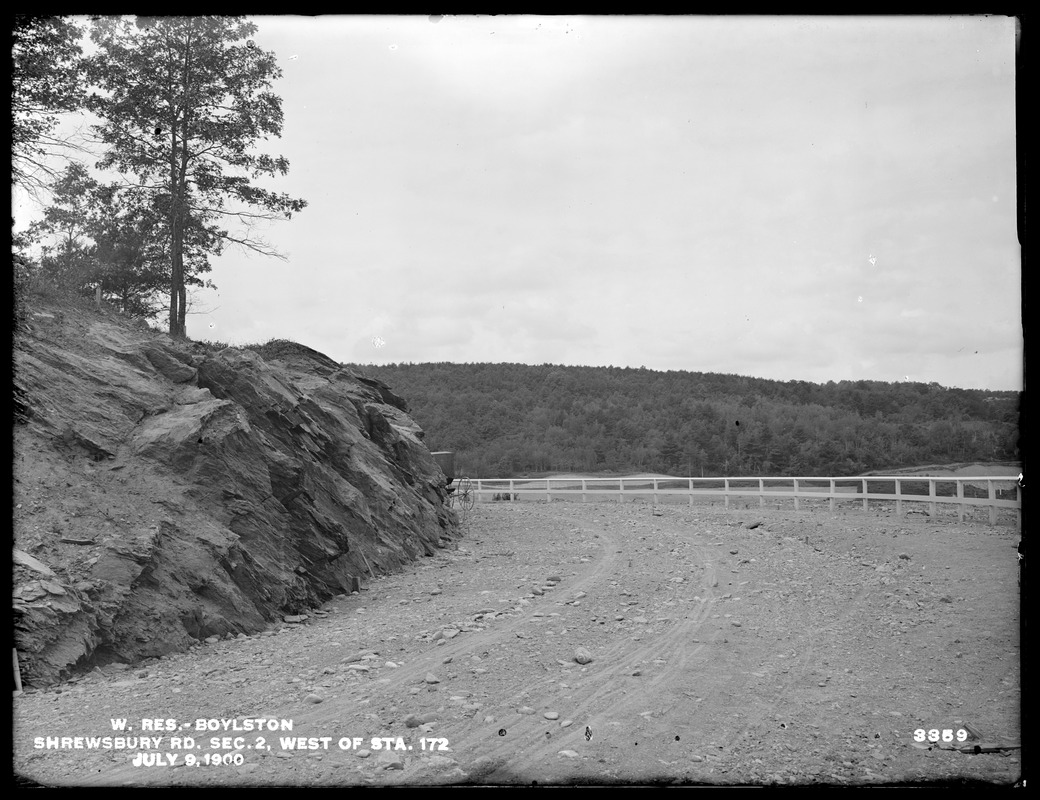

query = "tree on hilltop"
[
  {"left": 25, "top": 162, "right": 98, "bottom": 290},
  {"left": 26, "top": 162, "right": 204, "bottom": 320},
  {"left": 85, "top": 16, "right": 307, "bottom": 337}
]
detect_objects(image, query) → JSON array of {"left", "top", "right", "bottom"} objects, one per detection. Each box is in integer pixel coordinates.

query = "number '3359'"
[{"left": 913, "top": 728, "right": 968, "bottom": 743}]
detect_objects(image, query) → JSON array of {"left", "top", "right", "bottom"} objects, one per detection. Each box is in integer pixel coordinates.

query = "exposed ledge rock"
[{"left": 13, "top": 302, "right": 458, "bottom": 687}]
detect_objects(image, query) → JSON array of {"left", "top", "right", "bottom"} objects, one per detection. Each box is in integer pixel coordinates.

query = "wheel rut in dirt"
[{"left": 15, "top": 501, "right": 1021, "bottom": 787}]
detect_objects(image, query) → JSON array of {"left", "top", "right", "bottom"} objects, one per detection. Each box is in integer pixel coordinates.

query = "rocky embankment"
[{"left": 13, "top": 296, "right": 458, "bottom": 687}]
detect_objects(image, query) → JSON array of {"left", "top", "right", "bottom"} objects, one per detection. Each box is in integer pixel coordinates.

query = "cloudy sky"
[{"left": 16, "top": 15, "right": 1022, "bottom": 391}]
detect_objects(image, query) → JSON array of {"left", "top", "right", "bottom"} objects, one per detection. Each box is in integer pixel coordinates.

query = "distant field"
[
  {"left": 858, "top": 463, "right": 1021, "bottom": 495},
  {"left": 859, "top": 462, "right": 1021, "bottom": 478}
]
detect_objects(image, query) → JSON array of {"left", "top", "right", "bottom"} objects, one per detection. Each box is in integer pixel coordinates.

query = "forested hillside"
[{"left": 345, "top": 363, "right": 1020, "bottom": 479}]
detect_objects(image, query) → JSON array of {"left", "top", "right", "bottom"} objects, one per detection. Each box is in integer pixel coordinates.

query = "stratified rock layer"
[{"left": 13, "top": 300, "right": 457, "bottom": 686}]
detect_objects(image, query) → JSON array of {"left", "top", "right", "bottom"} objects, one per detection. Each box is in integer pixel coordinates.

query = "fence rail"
[{"left": 466, "top": 475, "right": 1021, "bottom": 526}]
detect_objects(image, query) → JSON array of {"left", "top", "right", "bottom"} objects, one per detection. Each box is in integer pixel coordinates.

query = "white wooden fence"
[{"left": 465, "top": 475, "right": 1021, "bottom": 526}]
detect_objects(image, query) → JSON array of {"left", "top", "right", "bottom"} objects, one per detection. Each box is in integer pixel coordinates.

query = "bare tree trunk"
[
  {"left": 168, "top": 128, "right": 182, "bottom": 336},
  {"left": 170, "top": 73, "right": 192, "bottom": 339},
  {"left": 177, "top": 282, "right": 186, "bottom": 336},
  {"left": 169, "top": 214, "right": 185, "bottom": 337},
  {"left": 168, "top": 272, "right": 178, "bottom": 335}
]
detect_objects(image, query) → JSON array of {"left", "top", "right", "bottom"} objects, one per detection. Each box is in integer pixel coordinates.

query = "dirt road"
[{"left": 13, "top": 500, "right": 1023, "bottom": 786}]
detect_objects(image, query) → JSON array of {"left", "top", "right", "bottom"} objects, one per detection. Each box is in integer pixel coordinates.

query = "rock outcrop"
[{"left": 12, "top": 297, "right": 458, "bottom": 687}]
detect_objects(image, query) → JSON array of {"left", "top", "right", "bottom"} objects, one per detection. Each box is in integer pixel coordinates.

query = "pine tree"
[{"left": 85, "top": 16, "right": 307, "bottom": 337}]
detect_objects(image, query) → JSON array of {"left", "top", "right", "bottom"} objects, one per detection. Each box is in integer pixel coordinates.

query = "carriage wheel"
[{"left": 458, "top": 478, "right": 475, "bottom": 511}]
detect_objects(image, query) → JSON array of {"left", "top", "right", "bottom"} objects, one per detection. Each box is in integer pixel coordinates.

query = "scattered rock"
[
  {"left": 574, "top": 647, "right": 593, "bottom": 665},
  {"left": 13, "top": 550, "right": 56, "bottom": 577},
  {"left": 377, "top": 751, "right": 405, "bottom": 770}
]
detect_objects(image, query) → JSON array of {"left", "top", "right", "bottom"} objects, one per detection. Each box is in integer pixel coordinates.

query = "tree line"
[
  {"left": 12, "top": 16, "right": 305, "bottom": 335},
  {"left": 347, "top": 363, "right": 1021, "bottom": 478}
]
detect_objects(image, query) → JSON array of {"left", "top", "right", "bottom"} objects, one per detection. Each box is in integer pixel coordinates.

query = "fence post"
[
  {"left": 829, "top": 478, "right": 835, "bottom": 513},
  {"left": 957, "top": 480, "right": 964, "bottom": 522},
  {"left": 929, "top": 479, "right": 937, "bottom": 517},
  {"left": 895, "top": 479, "right": 902, "bottom": 517},
  {"left": 988, "top": 480, "right": 996, "bottom": 526},
  {"left": 793, "top": 478, "right": 799, "bottom": 511},
  {"left": 582, "top": 479, "right": 587, "bottom": 503},
  {"left": 619, "top": 478, "right": 624, "bottom": 504},
  {"left": 546, "top": 478, "right": 551, "bottom": 504},
  {"left": 653, "top": 478, "right": 658, "bottom": 506},
  {"left": 759, "top": 478, "right": 765, "bottom": 507},
  {"left": 689, "top": 478, "right": 693, "bottom": 507},
  {"left": 509, "top": 479, "right": 515, "bottom": 503},
  {"left": 862, "top": 479, "right": 868, "bottom": 512},
  {"left": 724, "top": 478, "right": 730, "bottom": 509}
]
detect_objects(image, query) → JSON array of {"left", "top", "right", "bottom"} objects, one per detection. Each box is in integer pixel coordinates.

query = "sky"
[{"left": 13, "top": 15, "right": 1023, "bottom": 391}]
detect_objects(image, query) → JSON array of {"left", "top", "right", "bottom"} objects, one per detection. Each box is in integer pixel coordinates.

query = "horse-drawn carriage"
[{"left": 431, "top": 451, "right": 474, "bottom": 511}]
